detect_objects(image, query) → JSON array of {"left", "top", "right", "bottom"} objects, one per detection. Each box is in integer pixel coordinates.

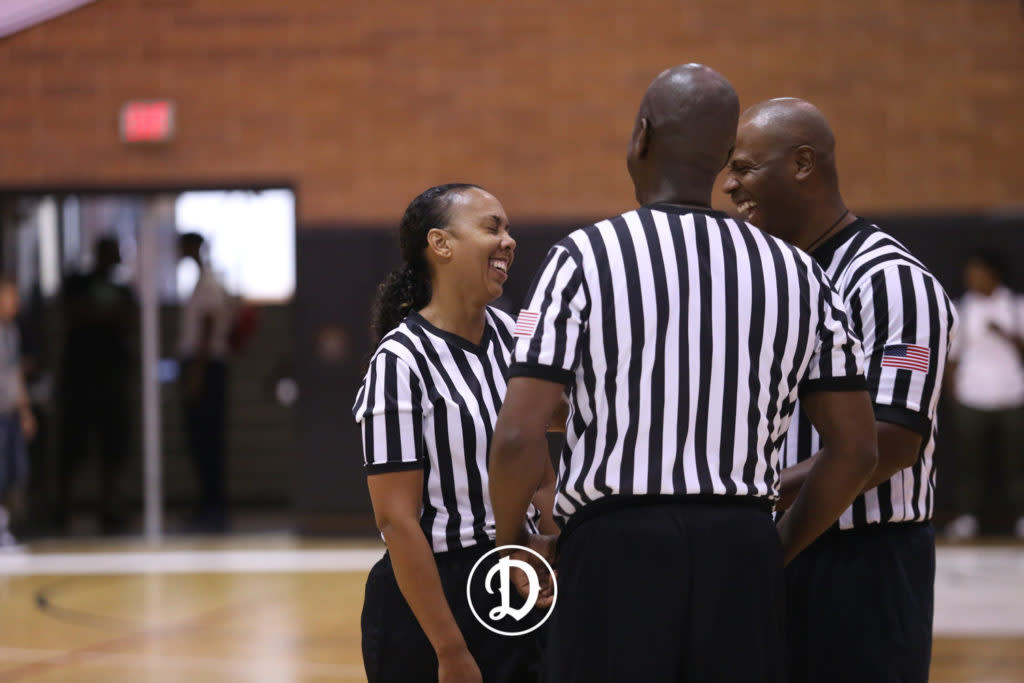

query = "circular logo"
[{"left": 465, "top": 545, "right": 557, "bottom": 636}]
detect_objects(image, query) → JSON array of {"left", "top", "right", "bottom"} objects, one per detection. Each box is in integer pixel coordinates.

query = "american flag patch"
[
  {"left": 513, "top": 310, "right": 541, "bottom": 338},
  {"left": 881, "top": 344, "right": 930, "bottom": 373}
]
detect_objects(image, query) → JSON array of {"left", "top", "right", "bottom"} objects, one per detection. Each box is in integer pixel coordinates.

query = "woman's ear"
[{"left": 426, "top": 228, "right": 452, "bottom": 260}]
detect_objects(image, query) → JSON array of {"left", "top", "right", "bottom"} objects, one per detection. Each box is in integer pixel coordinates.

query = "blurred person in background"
[
  {"left": 56, "top": 237, "right": 136, "bottom": 535},
  {"left": 178, "top": 232, "right": 233, "bottom": 533},
  {"left": 0, "top": 277, "right": 36, "bottom": 548},
  {"left": 945, "top": 250, "right": 1024, "bottom": 540}
]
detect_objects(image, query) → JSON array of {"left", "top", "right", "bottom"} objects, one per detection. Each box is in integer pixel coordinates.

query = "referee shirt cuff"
[
  {"left": 507, "top": 362, "right": 575, "bottom": 387},
  {"left": 873, "top": 404, "right": 932, "bottom": 438},
  {"left": 798, "top": 375, "right": 867, "bottom": 397},
  {"left": 364, "top": 460, "right": 425, "bottom": 474}
]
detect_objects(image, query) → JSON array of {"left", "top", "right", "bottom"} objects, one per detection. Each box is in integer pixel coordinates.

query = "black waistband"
[
  {"left": 434, "top": 540, "right": 495, "bottom": 560},
  {"left": 559, "top": 494, "right": 774, "bottom": 541},
  {"left": 818, "top": 519, "right": 933, "bottom": 540}
]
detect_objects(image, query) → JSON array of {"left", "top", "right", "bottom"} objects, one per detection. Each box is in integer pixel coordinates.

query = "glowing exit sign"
[{"left": 119, "top": 100, "right": 175, "bottom": 143}]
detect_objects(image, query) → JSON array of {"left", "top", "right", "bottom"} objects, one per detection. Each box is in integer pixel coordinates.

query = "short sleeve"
[
  {"left": 850, "top": 265, "right": 952, "bottom": 437},
  {"left": 352, "top": 351, "right": 425, "bottom": 472},
  {"left": 508, "top": 245, "right": 588, "bottom": 386},
  {"left": 800, "top": 265, "right": 867, "bottom": 396}
]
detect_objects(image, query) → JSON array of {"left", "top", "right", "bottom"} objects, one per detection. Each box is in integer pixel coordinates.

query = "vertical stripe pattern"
[
  {"left": 353, "top": 307, "right": 536, "bottom": 552},
  {"left": 509, "top": 205, "right": 866, "bottom": 526},
  {"left": 779, "top": 219, "right": 958, "bottom": 528}
]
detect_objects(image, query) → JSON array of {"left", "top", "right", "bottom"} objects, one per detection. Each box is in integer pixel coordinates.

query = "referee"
[
  {"left": 724, "top": 98, "right": 958, "bottom": 683},
  {"left": 354, "top": 184, "right": 552, "bottom": 683},
  {"left": 489, "top": 65, "right": 878, "bottom": 683}
]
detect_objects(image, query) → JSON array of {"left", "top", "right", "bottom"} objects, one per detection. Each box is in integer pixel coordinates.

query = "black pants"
[
  {"left": 785, "top": 522, "right": 935, "bottom": 683},
  {"left": 182, "top": 359, "right": 228, "bottom": 518},
  {"left": 953, "top": 403, "right": 1024, "bottom": 515},
  {"left": 361, "top": 545, "right": 542, "bottom": 683},
  {"left": 57, "top": 374, "right": 131, "bottom": 529},
  {"left": 547, "top": 498, "right": 785, "bottom": 683}
]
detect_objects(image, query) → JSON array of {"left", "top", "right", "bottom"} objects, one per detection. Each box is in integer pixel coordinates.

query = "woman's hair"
[{"left": 370, "top": 183, "right": 482, "bottom": 344}]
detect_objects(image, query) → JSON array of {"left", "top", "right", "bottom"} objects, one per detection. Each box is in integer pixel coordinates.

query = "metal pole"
[{"left": 139, "top": 198, "right": 164, "bottom": 543}]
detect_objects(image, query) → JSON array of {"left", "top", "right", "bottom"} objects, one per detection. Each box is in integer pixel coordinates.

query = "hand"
[
  {"left": 509, "top": 533, "right": 558, "bottom": 608},
  {"left": 19, "top": 409, "right": 36, "bottom": 442},
  {"left": 437, "top": 645, "right": 482, "bottom": 683}
]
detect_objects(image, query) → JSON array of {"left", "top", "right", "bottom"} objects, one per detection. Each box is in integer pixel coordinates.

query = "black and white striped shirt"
[
  {"left": 509, "top": 204, "right": 866, "bottom": 527},
  {"left": 353, "top": 307, "right": 536, "bottom": 552},
  {"left": 780, "top": 219, "right": 958, "bottom": 528}
]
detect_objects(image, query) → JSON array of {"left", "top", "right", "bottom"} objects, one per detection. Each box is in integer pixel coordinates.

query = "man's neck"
[
  {"left": 794, "top": 200, "right": 853, "bottom": 253},
  {"left": 636, "top": 172, "right": 713, "bottom": 209}
]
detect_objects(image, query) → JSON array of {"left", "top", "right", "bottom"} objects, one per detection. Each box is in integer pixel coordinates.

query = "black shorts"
[
  {"left": 546, "top": 496, "right": 785, "bottom": 683},
  {"left": 361, "top": 543, "right": 542, "bottom": 683},
  {"left": 785, "top": 521, "right": 935, "bottom": 683}
]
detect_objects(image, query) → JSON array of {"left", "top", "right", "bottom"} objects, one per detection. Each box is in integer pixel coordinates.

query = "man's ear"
[
  {"left": 426, "top": 228, "right": 452, "bottom": 260},
  {"left": 629, "top": 117, "right": 652, "bottom": 161},
  {"left": 794, "top": 145, "right": 815, "bottom": 181}
]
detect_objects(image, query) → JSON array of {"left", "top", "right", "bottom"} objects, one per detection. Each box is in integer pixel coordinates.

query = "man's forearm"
[
  {"left": 490, "top": 426, "right": 549, "bottom": 548},
  {"left": 777, "top": 441, "right": 876, "bottom": 564},
  {"left": 778, "top": 450, "right": 907, "bottom": 512}
]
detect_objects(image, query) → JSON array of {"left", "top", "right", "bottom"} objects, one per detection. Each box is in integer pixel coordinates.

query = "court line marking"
[
  {"left": 0, "top": 548, "right": 384, "bottom": 575},
  {"left": 0, "top": 647, "right": 363, "bottom": 678},
  {"left": 0, "top": 592, "right": 365, "bottom": 681},
  {"left": 1, "top": 545, "right": 1022, "bottom": 637}
]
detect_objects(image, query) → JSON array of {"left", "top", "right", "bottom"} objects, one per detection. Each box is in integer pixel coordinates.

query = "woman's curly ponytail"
[{"left": 369, "top": 183, "right": 482, "bottom": 344}]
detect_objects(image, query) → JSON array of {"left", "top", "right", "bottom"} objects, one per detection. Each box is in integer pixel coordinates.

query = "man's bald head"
[
  {"left": 739, "top": 98, "right": 838, "bottom": 184},
  {"left": 627, "top": 64, "right": 740, "bottom": 205},
  {"left": 724, "top": 98, "right": 849, "bottom": 247}
]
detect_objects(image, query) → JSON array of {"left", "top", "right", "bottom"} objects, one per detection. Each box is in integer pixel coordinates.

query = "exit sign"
[{"left": 119, "top": 100, "right": 175, "bottom": 143}]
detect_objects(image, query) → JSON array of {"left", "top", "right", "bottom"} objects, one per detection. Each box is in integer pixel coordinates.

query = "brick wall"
[{"left": 0, "top": 0, "right": 1021, "bottom": 224}]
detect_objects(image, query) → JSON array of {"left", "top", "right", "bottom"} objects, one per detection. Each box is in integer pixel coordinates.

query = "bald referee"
[
  {"left": 489, "top": 65, "right": 878, "bottom": 683},
  {"left": 724, "top": 98, "right": 958, "bottom": 683}
]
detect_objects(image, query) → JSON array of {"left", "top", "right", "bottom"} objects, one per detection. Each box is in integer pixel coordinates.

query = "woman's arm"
[{"left": 367, "top": 470, "right": 481, "bottom": 683}]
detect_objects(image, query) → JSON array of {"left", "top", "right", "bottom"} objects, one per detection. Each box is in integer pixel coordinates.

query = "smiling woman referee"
[{"left": 353, "top": 184, "right": 555, "bottom": 683}]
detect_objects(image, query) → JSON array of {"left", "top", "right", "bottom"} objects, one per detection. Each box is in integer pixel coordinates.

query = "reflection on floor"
[{"left": 0, "top": 538, "right": 1021, "bottom": 682}]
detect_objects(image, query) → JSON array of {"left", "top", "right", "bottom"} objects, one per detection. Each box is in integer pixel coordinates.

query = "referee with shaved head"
[
  {"left": 725, "top": 97, "right": 958, "bottom": 683},
  {"left": 489, "top": 64, "right": 879, "bottom": 683}
]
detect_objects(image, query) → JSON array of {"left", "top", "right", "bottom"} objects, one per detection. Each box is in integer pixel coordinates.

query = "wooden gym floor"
[{"left": 0, "top": 537, "right": 1021, "bottom": 682}]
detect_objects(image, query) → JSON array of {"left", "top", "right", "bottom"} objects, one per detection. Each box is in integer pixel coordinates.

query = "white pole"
[{"left": 139, "top": 198, "right": 164, "bottom": 543}]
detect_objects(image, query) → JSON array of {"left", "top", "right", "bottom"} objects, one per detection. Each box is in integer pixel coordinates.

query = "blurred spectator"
[
  {"left": 0, "top": 277, "right": 36, "bottom": 548},
  {"left": 946, "top": 250, "right": 1024, "bottom": 539},
  {"left": 56, "top": 238, "right": 136, "bottom": 535},
  {"left": 178, "top": 232, "right": 233, "bottom": 533}
]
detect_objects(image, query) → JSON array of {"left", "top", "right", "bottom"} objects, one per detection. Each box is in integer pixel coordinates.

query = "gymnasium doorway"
[{"left": 0, "top": 187, "right": 297, "bottom": 539}]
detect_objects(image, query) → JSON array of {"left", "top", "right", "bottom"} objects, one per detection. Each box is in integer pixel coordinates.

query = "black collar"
[
  {"left": 406, "top": 310, "right": 493, "bottom": 355},
  {"left": 644, "top": 202, "right": 730, "bottom": 219},
  {"left": 810, "top": 217, "right": 870, "bottom": 264}
]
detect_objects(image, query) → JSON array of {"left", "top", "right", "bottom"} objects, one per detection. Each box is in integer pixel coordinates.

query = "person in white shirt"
[
  {"left": 178, "top": 232, "right": 234, "bottom": 532},
  {"left": 946, "top": 250, "right": 1024, "bottom": 540}
]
